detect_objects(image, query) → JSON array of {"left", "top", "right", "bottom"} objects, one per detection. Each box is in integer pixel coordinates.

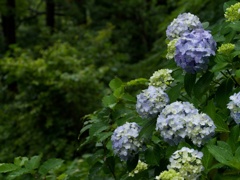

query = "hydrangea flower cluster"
[
  {"left": 217, "top": 43, "right": 235, "bottom": 55},
  {"left": 136, "top": 86, "right": 169, "bottom": 119},
  {"left": 167, "top": 147, "right": 204, "bottom": 180},
  {"left": 166, "top": 13, "right": 202, "bottom": 40},
  {"left": 149, "top": 69, "right": 174, "bottom": 90},
  {"left": 225, "top": 2, "right": 240, "bottom": 22},
  {"left": 155, "top": 169, "right": 183, "bottom": 180},
  {"left": 166, "top": 38, "right": 179, "bottom": 60},
  {"left": 174, "top": 29, "right": 216, "bottom": 73},
  {"left": 185, "top": 113, "right": 216, "bottom": 146},
  {"left": 156, "top": 101, "right": 216, "bottom": 146},
  {"left": 227, "top": 92, "right": 240, "bottom": 124},
  {"left": 111, "top": 122, "right": 143, "bottom": 161},
  {"left": 129, "top": 160, "right": 148, "bottom": 177}
]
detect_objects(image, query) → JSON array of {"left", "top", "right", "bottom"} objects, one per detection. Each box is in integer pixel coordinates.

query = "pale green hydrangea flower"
[
  {"left": 167, "top": 147, "right": 204, "bottom": 180},
  {"left": 149, "top": 69, "right": 174, "bottom": 90},
  {"left": 166, "top": 39, "right": 179, "bottom": 60},
  {"left": 129, "top": 160, "right": 148, "bottom": 177},
  {"left": 218, "top": 43, "right": 235, "bottom": 54},
  {"left": 155, "top": 169, "right": 184, "bottom": 180},
  {"left": 225, "top": 2, "right": 240, "bottom": 22}
]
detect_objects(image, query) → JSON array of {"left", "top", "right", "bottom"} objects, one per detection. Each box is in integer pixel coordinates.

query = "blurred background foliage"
[{"left": 0, "top": 0, "right": 227, "bottom": 178}]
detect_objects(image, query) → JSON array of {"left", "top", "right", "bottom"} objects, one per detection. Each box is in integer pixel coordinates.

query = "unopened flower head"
[
  {"left": 111, "top": 122, "right": 143, "bottom": 161},
  {"left": 175, "top": 29, "right": 216, "bottom": 73},
  {"left": 218, "top": 43, "right": 235, "bottom": 54},
  {"left": 227, "top": 92, "right": 240, "bottom": 124},
  {"left": 166, "top": 39, "right": 179, "bottom": 60},
  {"left": 136, "top": 86, "right": 169, "bottom": 119},
  {"left": 168, "top": 147, "right": 204, "bottom": 180},
  {"left": 225, "top": 2, "right": 240, "bottom": 22},
  {"left": 129, "top": 160, "right": 148, "bottom": 177},
  {"left": 149, "top": 69, "right": 174, "bottom": 90},
  {"left": 155, "top": 169, "right": 184, "bottom": 180},
  {"left": 166, "top": 13, "right": 202, "bottom": 40},
  {"left": 156, "top": 101, "right": 198, "bottom": 145},
  {"left": 185, "top": 113, "right": 216, "bottom": 146}
]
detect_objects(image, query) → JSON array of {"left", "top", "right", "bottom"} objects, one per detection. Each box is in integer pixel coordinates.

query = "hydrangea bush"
[{"left": 79, "top": 1, "right": 240, "bottom": 179}]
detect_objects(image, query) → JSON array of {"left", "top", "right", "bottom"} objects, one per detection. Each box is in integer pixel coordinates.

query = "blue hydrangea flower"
[
  {"left": 166, "top": 13, "right": 202, "bottom": 40},
  {"left": 111, "top": 122, "right": 143, "bottom": 161},
  {"left": 168, "top": 147, "right": 204, "bottom": 180},
  {"left": 156, "top": 101, "right": 198, "bottom": 145},
  {"left": 185, "top": 113, "right": 216, "bottom": 146},
  {"left": 227, "top": 92, "right": 240, "bottom": 124},
  {"left": 136, "top": 86, "right": 169, "bottom": 119},
  {"left": 174, "top": 29, "right": 216, "bottom": 73}
]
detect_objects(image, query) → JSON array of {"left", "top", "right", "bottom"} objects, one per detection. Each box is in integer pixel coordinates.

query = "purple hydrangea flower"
[
  {"left": 156, "top": 101, "right": 198, "bottom": 145},
  {"left": 136, "top": 86, "right": 169, "bottom": 119},
  {"left": 111, "top": 122, "right": 143, "bottom": 161},
  {"left": 227, "top": 92, "right": 240, "bottom": 124},
  {"left": 166, "top": 13, "right": 203, "bottom": 40},
  {"left": 174, "top": 29, "right": 216, "bottom": 73}
]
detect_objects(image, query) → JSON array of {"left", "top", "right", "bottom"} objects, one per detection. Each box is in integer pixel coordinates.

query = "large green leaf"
[
  {"left": 214, "top": 114, "right": 229, "bottom": 132},
  {"left": 127, "top": 154, "right": 138, "bottom": 172},
  {"left": 227, "top": 125, "right": 240, "bottom": 152},
  {"left": 38, "top": 158, "right": 64, "bottom": 175},
  {"left": 184, "top": 73, "right": 196, "bottom": 97},
  {"left": 102, "top": 94, "right": 118, "bottom": 109},
  {"left": 139, "top": 119, "right": 156, "bottom": 140},
  {"left": 109, "top": 78, "right": 123, "bottom": 91},
  {"left": 0, "top": 164, "right": 19, "bottom": 173},
  {"left": 25, "top": 155, "right": 42, "bottom": 170},
  {"left": 144, "top": 145, "right": 161, "bottom": 166},
  {"left": 167, "top": 83, "right": 182, "bottom": 102},
  {"left": 193, "top": 71, "right": 214, "bottom": 99}
]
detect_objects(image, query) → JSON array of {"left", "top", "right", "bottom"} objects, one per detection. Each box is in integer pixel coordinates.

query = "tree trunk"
[
  {"left": 46, "top": 0, "right": 55, "bottom": 33},
  {"left": 1, "top": 0, "right": 16, "bottom": 50}
]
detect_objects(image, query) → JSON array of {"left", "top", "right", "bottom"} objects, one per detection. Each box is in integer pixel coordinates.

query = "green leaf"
[
  {"left": 103, "top": 156, "right": 115, "bottom": 174},
  {"left": 214, "top": 114, "right": 229, "bottom": 132},
  {"left": 193, "top": 71, "right": 214, "bottom": 99},
  {"left": 229, "top": 22, "right": 240, "bottom": 32},
  {"left": 203, "top": 99, "right": 216, "bottom": 120},
  {"left": 88, "top": 162, "right": 103, "bottom": 180},
  {"left": 14, "top": 157, "right": 29, "bottom": 167},
  {"left": 139, "top": 119, "right": 156, "bottom": 140},
  {"left": 127, "top": 154, "right": 138, "bottom": 172},
  {"left": 0, "top": 163, "right": 19, "bottom": 173},
  {"left": 102, "top": 94, "right": 118, "bottom": 109},
  {"left": 113, "top": 86, "right": 124, "bottom": 98},
  {"left": 211, "top": 62, "right": 229, "bottom": 72},
  {"left": 235, "top": 69, "right": 240, "bottom": 78},
  {"left": 109, "top": 78, "right": 123, "bottom": 91},
  {"left": 202, "top": 146, "right": 213, "bottom": 173},
  {"left": 89, "top": 122, "right": 109, "bottom": 137},
  {"left": 126, "top": 78, "right": 148, "bottom": 87},
  {"left": 7, "top": 168, "right": 32, "bottom": 179},
  {"left": 184, "top": 73, "right": 196, "bottom": 97},
  {"left": 167, "top": 83, "right": 182, "bottom": 102},
  {"left": 227, "top": 125, "right": 240, "bottom": 152},
  {"left": 215, "top": 79, "right": 234, "bottom": 108},
  {"left": 144, "top": 145, "right": 161, "bottom": 165},
  {"left": 202, "top": 22, "right": 209, "bottom": 29},
  {"left": 38, "top": 158, "right": 64, "bottom": 175},
  {"left": 25, "top": 155, "right": 42, "bottom": 170}
]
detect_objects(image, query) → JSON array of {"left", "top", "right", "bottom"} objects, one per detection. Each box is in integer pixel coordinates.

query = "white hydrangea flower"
[
  {"left": 111, "top": 122, "right": 143, "bottom": 161},
  {"left": 136, "top": 86, "right": 169, "bottom": 119},
  {"left": 129, "top": 160, "right": 148, "bottom": 177},
  {"left": 168, "top": 147, "right": 204, "bottom": 180},
  {"left": 156, "top": 101, "right": 198, "bottom": 145},
  {"left": 227, "top": 92, "right": 240, "bottom": 124},
  {"left": 185, "top": 113, "right": 216, "bottom": 146},
  {"left": 149, "top": 69, "right": 174, "bottom": 90},
  {"left": 166, "top": 13, "right": 203, "bottom": 40},
  {"left": 166, "top": 39, "right": 179, "bottom": 60}
]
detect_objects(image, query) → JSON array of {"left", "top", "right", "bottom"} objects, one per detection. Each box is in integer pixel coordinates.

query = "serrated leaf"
[
  {"left": 98, "top": 132, "right": 112, "bottom": 142},
  {"left": 89, "top": 122, "right": 109, "bottom": 137},
  {"left": 25, "top": 155, "right": 42, "bottom": 170},
  {"left": 139, "top": 119, "right": 156, "bottom": 140},
  {"left": 184, "top": 73, "right": 196, "bottom": 97},
  {"left": 109, "top": 78, "right": 123, "bottom": 91},
  {"left": 113, "top": 86, "right": 124, "bottom": 98},
  {"left": 0, "top": 163, "right": 19, "bottom": 173},
  {"left": 38, "top": 158, "right": 64, "bottom": 175}
]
